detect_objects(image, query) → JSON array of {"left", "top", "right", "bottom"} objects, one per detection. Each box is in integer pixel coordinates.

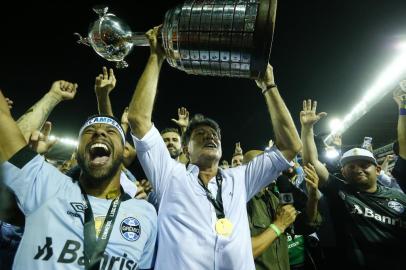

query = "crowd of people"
[{"left": 0, "top": 26, "right": 405, "bottom": 270}]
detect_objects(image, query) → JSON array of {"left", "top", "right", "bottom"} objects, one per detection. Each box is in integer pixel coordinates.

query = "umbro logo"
[
  {"left": 67, "top": 202, "right": 85, "bottom": 224},
  {"left": 70, "top": 202, "right": 85, "bottom": 213}
]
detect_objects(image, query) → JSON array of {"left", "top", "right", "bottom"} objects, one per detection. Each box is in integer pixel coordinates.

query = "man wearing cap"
[
  {"left": 0, "top": 90, "right": 157, "bottom": 270},
  {"left": 300, "top": 99, "right": 406, "bottom": 269}
]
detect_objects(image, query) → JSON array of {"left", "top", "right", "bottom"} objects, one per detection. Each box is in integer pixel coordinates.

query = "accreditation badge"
[{"left": 215, "top": 218, "right": 233, "bottom": 237}]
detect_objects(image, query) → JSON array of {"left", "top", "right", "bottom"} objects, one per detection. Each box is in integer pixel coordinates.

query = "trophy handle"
[
  {"left": 129, "top": 32, "right": 150, "bottom": 46},
  {"left": 93, "top": 5, "right": 109, "bottom": 17},
  {"left": 74, "top": 33, "right": 90, "bottom": 46}
]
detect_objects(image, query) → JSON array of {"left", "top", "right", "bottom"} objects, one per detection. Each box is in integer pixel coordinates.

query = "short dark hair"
[
  {"left": 160, "top": 127, "right": 180, "bottom": 136},
  {"left": 182, "top": 114, "right": 221, "bottom": 146}
]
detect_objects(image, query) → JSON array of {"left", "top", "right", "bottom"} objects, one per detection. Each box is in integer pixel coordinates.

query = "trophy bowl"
[{"left": 75, "top": 6, "right": 146, "bottom": 68}]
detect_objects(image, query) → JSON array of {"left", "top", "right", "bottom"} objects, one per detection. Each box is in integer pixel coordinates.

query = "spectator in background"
[
  {"left": 170, "top": 106, "right": 189, "bottom": 135},
  {"left": 301, "top": 99, "right": 406, "bottom": 269},
  {"left": 59, "top": 151, "right": 77, "bottom": 174},
  {"left": 160, "top": 128, "right": 183, "bottom": 161},
  {"left": 0, "top": 220, "right": 22, "bottom": 269},
  {"left": 231, "top": 142, "right": 244, "bottom": 167},
  {"left": 246, "top": 150, "right": 322, "bottom": 270},
  {"left": 220, "top": 160, "right": 230, "bottom": 169},
  {"left": 169, "top": 106, "right": 190, "bottom": 164},
  {"left": 391, "top": 84, "right": 406, "bottom": 193},
  {"left": 377, "top": 153, "right": 403, "bottom": 193}
]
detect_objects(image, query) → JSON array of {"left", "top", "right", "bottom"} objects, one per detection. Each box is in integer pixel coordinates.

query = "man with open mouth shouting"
[
  {"left": 0, "top": 95, "right": 157, "bottom": 270},
  {"left": 77, "top": 116, "right": 127, "bottom": 189},
  {"left": 127, "top": 25, "right": 301, "bottom": 270}
]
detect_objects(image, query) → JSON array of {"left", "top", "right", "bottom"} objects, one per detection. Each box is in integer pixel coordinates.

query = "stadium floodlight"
[
  {"left": 325, "top": 45, "right": 406, "bottom": 144},
  {"left": 49, "top": 135, "right": 78, "bottom": 147},
  {"left": 329, "top": 118, "right": 344, "bottom": 133},
  {"left": 325, "top": 147, "right": 339, "bottom": 159},
  {"left": 396, "top": 41, "right": 406, "bottom": 50}
]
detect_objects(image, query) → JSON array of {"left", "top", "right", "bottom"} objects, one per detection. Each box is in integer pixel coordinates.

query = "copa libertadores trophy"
[{"left": 75, "top": 0, "right": 277, "bottom": 79}]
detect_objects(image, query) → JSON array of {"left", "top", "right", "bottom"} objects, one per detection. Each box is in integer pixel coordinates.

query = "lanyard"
[
  {"left": 79, "top": 184, "right": 123, "bottom": 270},
  {"left": 198, "top": 171, "right": 225, "bottom": 219}
]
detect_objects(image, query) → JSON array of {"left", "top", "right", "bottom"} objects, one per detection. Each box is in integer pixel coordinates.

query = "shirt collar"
[
  {"left": 186, "top": 163, "right": 224, "bottom": 195},
  {"left": 186, "top": 163, "right": 224, "bottom": 178}
]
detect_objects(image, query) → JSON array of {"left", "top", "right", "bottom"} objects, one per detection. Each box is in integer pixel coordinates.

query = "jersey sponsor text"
[{"left": 33, "top": 237, "right": 138, "bottom": 270}]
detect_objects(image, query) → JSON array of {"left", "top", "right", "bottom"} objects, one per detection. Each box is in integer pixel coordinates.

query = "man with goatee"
[{"left": 0, "top": 85, "right": 157, "bottom": 270}]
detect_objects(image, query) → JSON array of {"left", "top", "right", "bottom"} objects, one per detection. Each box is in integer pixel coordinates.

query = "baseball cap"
[{"left": 340, "top": 148, "right": 377, "bottom": 166}]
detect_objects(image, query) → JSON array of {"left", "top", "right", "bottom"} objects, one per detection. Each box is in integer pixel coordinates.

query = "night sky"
[{"left": 1, "top": 0, "right": 406, "bottom": 163}]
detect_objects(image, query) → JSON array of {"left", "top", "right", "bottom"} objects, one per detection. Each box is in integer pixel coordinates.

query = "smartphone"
[
  {"left": 362, "top": 136, "right": 373, "bottom": 150},
  {"left": 279, "top": 193, "right": 294, "bottom": 205}
]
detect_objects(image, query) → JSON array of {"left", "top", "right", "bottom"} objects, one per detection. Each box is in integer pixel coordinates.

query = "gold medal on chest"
[{"left": 215, "top": 218, "right": 233, "bottom": 237}]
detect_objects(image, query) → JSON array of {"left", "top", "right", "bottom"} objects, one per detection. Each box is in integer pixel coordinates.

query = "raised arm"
[
  {"left": 394, "top": 87, "right": 406, "bottom": 159},
  {"left": 95, "top": 66, "right": 117, "bottom": 116},
  {"left": 0, "top": 90, "right": 27, "bottom": 161},
  {"left": 16, "top": 80, "right": 77, "bottom": 142},
  {"left": 171, "top": 107, "right": 189, "bottom": 135},
  {"left": 255, "top": 64, "right": 302, "bottom": 161},
  {"left": 128, "top": 26, "right": 165, "bottom": 138},
  {"left": 120, "top": 107, "right": 130, "bottom": 135},
  {"left": 28, "top": 121, "right": 57, "bottom": 155},
  {"left": 300, "top": 99, "right": 330, "bottom": 184},
  {"left": 234, "top": 142, "right": 243, "bottom": 156},
  {"left": 303, "top": 163, "right": 321, "bottom": 224}
]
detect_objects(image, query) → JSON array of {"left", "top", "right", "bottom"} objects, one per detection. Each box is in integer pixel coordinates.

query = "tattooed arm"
[{"left": 16, "top": 80, "right": 78, "bottom": 142}]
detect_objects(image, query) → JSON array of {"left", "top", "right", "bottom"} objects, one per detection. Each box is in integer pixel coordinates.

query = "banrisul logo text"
[{"left": 33, "top": 237, "right": 138, "bottom": 269}]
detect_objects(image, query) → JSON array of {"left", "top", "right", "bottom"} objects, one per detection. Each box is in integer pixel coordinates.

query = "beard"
[
  {"left": 167, "top": 145, "right": 181, "bottom": 159},
  {"left": 347, "top": 175, "right": 374, "bottom": 191},
  {"left": 169, "top": 148, "right": 181, "bottom": 159},
  {"left": 76, "top": 152, "right": 123, "bottom": 189}
]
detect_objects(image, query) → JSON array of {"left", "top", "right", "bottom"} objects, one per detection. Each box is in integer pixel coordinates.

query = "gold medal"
[{"left": 215, "top": 218, "right": 233, "bottom": 237}]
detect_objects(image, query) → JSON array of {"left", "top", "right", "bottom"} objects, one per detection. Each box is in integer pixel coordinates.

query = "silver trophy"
[{"left": 75, "top": 0, "right": 277, "bottom": 79}]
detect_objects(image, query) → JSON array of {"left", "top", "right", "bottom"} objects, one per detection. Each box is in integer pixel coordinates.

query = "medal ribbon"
[
  {"left": 198, "top": 171, "right": 225, "bottom": 219},
  {"left": 79, "top": 184, "right": 124, "bottom": 270}
]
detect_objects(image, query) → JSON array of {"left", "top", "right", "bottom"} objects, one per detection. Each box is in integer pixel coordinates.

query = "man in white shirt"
[{"left": 127, "top": 26, "right": 301, "bottom": 270}]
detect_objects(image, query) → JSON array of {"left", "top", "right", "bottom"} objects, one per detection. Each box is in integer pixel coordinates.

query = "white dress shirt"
[{"left": 132, "top": 125, "right": 292, "bottom": 270}]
